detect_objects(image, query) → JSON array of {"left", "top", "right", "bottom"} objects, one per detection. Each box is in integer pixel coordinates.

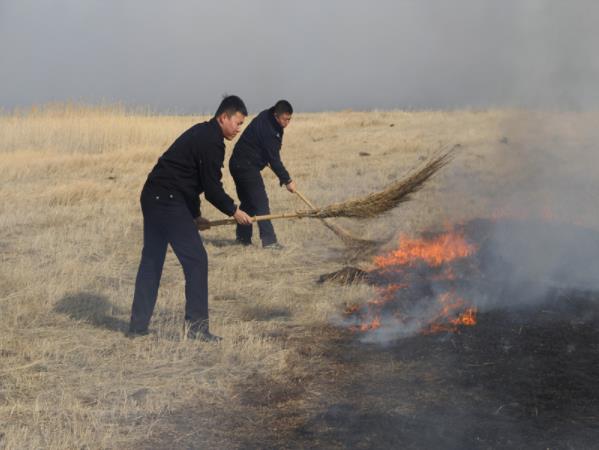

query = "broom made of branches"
[
  {"left": 205, "top": 145, "right": 456, "bottom": 228},
  {"left": 294, "top": 190, "right": 382, "bottom": 249}
]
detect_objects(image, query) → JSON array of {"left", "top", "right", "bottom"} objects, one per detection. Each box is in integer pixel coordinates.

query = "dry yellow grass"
[{"left": 1, "top": 104, "right": 597, "bottom": 448}]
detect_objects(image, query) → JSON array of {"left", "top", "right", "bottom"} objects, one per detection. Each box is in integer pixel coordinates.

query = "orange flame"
[
  {"left": 347, "top": 229, "right": 479, "bottom": 337},
  {"left": 423, "top": 292, "right": 478, "bottom": 334},
  {"left": 373, "top": 232, "right": 476, "bottom": 269},
  {"left": 359, "top": 316, "right": 381, "bottom": 332},
  {"left": 458, "top": 308, "right": 477, "bottom": 326}
]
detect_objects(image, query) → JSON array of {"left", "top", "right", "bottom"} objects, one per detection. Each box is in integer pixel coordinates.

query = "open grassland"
[{"left": 1, "top": 105, "right": 598, "bottom": 449}]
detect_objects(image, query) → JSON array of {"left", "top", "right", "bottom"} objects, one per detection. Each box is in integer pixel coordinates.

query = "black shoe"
[
  {"left": 263, "top": 242, "right": 284, "bottom": 250},
  {"left": 189, "top": 329, "right": 222, "bottom": 342},
  {"left": 126, "top": 327, "right": 149, "bottom": 338},
  {"left": 186, "top": 321, "right": 222, "bottom": 342}
]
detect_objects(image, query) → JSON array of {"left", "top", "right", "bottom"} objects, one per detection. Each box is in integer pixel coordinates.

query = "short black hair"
[
  {"left": 273, "top": 99, "right": 293, "bottom": 116},
  {"left": 215, "top": 95, "right": 248, "bottom": 117}
]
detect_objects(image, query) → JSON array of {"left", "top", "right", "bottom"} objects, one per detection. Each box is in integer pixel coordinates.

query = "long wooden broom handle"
[
  {"left": 207, "top": 191, "right": 322, "bottom": 227},
  {"left": 207, "top": 211, "right": 305, "bottom": 227},
  {"left": 207, "top": 192, "right": 318, "bottom": 227},
  {"left": 294, "top": 190, "right": 318, "bottom": 209}
]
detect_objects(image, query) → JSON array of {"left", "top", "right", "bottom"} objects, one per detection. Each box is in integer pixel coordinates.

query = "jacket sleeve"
[
  {"left": 259, "top": 121, "right": 292, "bottom": 186},
  {"left": 199, "top": 143, "right": 237, "bottom": 216}
]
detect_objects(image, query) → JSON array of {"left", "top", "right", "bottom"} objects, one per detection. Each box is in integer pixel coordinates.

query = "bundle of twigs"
[
  {"left": 294, "top": 190, "right": 382, "bottom": 250},
  {"left": 307, "top": 145, "right": 455, "bottom": 219},
  {"left": 206, "top": 146, "right": 456, "bottom": 227}
]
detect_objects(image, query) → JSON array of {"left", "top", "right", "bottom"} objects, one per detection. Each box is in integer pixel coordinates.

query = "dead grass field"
[{"left": 1, "top": 105, "right": 598, "bottom": 449}]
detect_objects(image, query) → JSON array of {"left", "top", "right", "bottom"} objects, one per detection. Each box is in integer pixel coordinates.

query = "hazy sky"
[{"left": 1, "top": 1, "right": 597, "bottom": 113}]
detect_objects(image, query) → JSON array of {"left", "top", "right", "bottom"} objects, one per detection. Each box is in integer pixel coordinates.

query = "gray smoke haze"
[
  {"left": 354, "top": 107, "right": 599, "bottom": 343},
  {"left": 357, "top": 217, "right": 599, "bottom": 344},
  {"left": 1, "top": 0, "right": 598, "bottom": 113}
]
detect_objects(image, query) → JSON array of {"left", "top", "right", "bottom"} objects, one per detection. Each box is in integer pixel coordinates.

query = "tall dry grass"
[{"left": 1, "top": 104, "right": 597, "bottom": 448}]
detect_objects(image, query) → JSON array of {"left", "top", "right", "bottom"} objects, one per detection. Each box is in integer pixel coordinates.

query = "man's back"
[
  {"left": 145, "top": 118, "right": 235, "bottom": 218},
  {"left": 232, "top": 109, "right": 282, "bottom": 167},
  {"left": 231, "top": 108, "right": 290, "bottom": 185}
]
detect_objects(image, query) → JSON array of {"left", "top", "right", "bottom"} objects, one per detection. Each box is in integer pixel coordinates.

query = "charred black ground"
[{"left": 282, "top": 290, "right": 599, "bottom": 449}]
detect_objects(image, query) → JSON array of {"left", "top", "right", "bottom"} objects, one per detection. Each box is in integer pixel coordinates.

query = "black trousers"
[
  {"left": 130, "top": 190, "right": 208, "bottom": 331},
  {"left": 230, "top": 165, "right": 277, "bottom": 246}
]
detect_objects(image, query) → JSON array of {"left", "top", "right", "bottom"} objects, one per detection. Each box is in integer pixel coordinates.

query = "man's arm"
[
  {"left": 266, "top": 141, "right": 295, "bottom": 190},
  {"left": 259, "top": 120, "right": 292, "bottom": 186},
  {"left": 269, "top": 157, "right": 292, "bottom": 187},
  {"left": 199, "top": 150, "right": 252, "bottom": 224},
  {"left": 199, "top": 143, "right": 237, "bottom": 216}
]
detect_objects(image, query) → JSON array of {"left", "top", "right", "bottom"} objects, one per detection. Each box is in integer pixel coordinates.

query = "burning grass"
[
  {"left": 339, "top": 226, "right": 480, "bottom": 338},
  {"left": 337, "top": 217, "right": 599, "bottom": 345}
]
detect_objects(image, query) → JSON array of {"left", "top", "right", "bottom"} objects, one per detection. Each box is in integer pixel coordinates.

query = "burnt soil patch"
[{"left": 139, "top": 289, "right": 599, "bottom": 449}]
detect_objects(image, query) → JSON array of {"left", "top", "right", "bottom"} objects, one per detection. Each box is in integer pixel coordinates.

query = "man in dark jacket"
[
  {"left": 229, "top": 100, "right": 296, "bottom": 248},
  {"left": 128, "top": 95, "right": 252, "bottom": 341}
]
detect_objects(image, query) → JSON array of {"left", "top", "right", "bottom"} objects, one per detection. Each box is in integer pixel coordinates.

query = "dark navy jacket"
[
  {"left": 143, "top": 118, "right": 237, "bottom": 218},
  {"left": 230, "top": 108, "right": 291, "bottom": 185}
]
